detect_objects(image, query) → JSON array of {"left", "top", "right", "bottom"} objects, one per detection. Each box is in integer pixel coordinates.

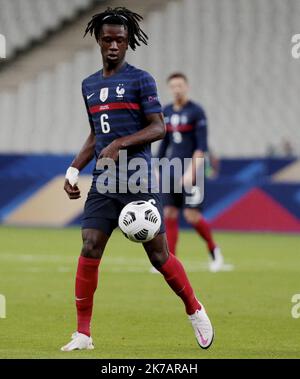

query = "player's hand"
[
  {"left": 180, "top": 174, "right": 194, "bottom": 189},
  {"left": 64, "top": 179, "right": 81, "bottom": 200},
  {"left": 98, "top": 140, "right": 121, "bottom": 162}
]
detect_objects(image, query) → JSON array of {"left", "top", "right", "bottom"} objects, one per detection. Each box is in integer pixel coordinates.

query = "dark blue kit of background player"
[{"left": 158, "top": 100, "right": 208, "bottom": 210}]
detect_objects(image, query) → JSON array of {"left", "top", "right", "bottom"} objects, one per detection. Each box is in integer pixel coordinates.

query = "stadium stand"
[
  {"left": 0, "top": 0, "right": 299, "bottom": 156},
  {"left": 0, "top": 0, "right": 95, "bottom": 59}
]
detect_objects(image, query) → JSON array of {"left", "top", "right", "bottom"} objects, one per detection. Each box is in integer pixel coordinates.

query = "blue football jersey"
[
  {"left": 158, "top": 101, "right": 208, "bottom": 162},
  {"left": 82, "top": 62, "right": 162, "bottom": 189}
]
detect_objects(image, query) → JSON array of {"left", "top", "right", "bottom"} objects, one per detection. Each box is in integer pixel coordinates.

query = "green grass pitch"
[{"left": 0, "top": 226, "right": 299, "bottom": 359}]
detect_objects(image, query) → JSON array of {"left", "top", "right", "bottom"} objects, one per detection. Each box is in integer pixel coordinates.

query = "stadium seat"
[
  {"left": 0, "top": 0, "right": 299, "bottom": 156},
  {"left": 0, "top": 0, "right": 95, "bottom": 58}
]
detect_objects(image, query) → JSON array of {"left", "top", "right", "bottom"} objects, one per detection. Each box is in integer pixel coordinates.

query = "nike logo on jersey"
[
  {"left": 87, "top": 93, "right": 95, "bottom": 100},
  {"left": 75, "top": 297, "right": 88, "bottom": 301}
]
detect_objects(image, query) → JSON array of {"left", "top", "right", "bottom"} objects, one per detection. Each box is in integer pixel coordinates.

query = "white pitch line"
[
  {"left": 0, "top": 253, "right": 74, "bottom": 263},
  {"left": 1, "top": 252, "right": 235, "bottom": 273},
  {"left": 12, "top": 263, "right": 235, "bottom": 274}
]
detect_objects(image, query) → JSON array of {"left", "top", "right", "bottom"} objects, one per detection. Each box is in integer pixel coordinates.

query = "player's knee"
[
  {"left": 150, "top": 252, "right": 168, "bottom": 269},
  {"left": 148, "top": 248, "right": 169, "bottom": 268},
  {"left": 81, "top": 237, "right": 103, "bottom": 259},
  {"left": 183, "top": 209, "right": 201, "bottom": 225}
]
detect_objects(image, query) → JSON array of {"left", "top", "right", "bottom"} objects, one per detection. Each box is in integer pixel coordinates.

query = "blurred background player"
[{"left": 157, "top": 73, "right": 224, "bottom": 272}]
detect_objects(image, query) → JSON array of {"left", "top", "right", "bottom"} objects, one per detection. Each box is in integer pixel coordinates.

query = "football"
[{"left": 118, "top": 200, "right": 161, "bottom": 243}]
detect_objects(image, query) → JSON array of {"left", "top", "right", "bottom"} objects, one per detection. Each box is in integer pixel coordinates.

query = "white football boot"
[
  {"left": 189, "top": 305, "right": 214, "bottom": 349},
  {"left": 61, "top": 332, "right": 94, "bottom": 352},
  {"left": 209, "top": 246, "right": 224, "bottom": 272}
]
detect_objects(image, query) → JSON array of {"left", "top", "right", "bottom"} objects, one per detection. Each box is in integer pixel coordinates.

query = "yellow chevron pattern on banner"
[
  {"left": 272, "top": 160, "right": 300, "bottom": 183},
  {"left": 5, "top": 175, "right": 92, "bottom": 227}
]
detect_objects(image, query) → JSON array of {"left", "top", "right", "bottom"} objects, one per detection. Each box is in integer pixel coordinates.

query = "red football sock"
[
  {"left": 158, "top": 254, "right": 201, "bottom": 315},
  {"left": 75, "top": 256, "right": 100, "bottom": 337},
  {"left": 165, "top": 217, "right": 179, "bottom": 255},
  {"left": 193, "top": 218, "right": 216, "bottom": 253}
]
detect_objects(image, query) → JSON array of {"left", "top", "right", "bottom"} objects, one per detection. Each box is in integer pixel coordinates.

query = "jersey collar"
[{"left": 100, "top": 62, "right": 129, "bottom": 80}]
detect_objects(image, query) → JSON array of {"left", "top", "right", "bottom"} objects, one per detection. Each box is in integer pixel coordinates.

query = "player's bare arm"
[
  {"left": 64, "top": 130, "right": 96, "bottom": 199},
  {"left": 99, "top": 113, "right": 166, "bottom": 161}
]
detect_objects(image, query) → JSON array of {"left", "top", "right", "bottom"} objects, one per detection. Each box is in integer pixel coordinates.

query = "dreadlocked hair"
[{"left": 84, "top": 7, "right": 148, "bottom": 50}]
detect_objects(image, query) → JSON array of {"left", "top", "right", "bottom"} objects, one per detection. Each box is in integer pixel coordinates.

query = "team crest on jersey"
[
  {"left": 170, "top": 114, "right": 180, "bottom": 127},
  {"left": 100, "top": 87, "right": 109, "bottom": 102},
  {"left": 116, "top": 84, "right": 125, "bottom": 99},
  {"left": 181, "top": 115, "right": 188, "bottom": 124}
]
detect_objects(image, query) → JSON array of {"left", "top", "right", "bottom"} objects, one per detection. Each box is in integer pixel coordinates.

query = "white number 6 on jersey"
[{"left": 100, "top": 114, "right": 110, "bottom": 134}]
